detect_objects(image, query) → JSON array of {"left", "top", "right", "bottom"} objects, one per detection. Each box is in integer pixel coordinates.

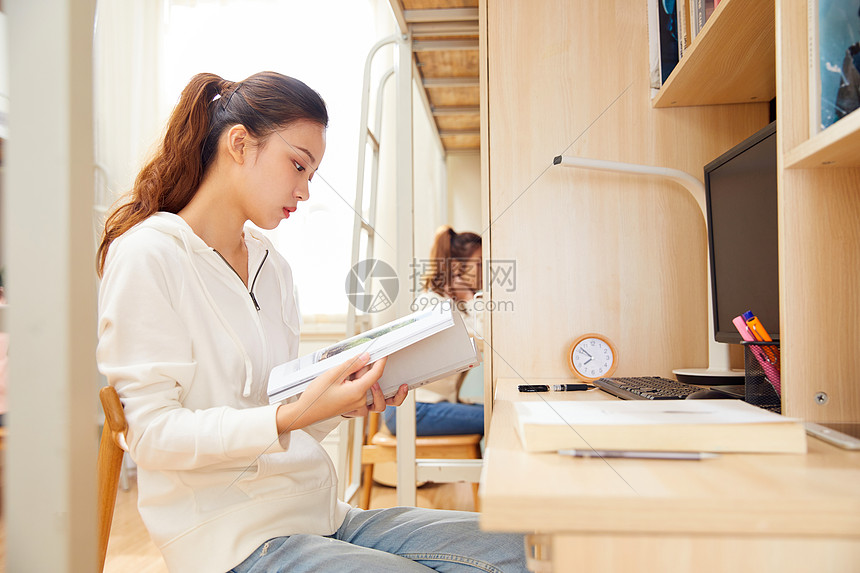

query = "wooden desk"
[{"left": 480, "top": 379, "right": 860, "bottom": 572}]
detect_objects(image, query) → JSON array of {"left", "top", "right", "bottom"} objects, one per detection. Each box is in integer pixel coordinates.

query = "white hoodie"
[{"left": 97, "top": 213, "right": 349, "bottom": 572}]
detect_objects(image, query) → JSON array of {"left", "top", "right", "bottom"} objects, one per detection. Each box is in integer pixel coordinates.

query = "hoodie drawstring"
[
  {"left": 213, "top": 249, "right": 268, "bottom": 312},
  {"left": 179, "top": 235, "right": 257, "bottom": 397}
]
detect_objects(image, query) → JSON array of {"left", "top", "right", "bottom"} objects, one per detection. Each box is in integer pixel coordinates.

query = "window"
[{"left": 161, "top": 0, "right": 378, "bottom": 317}]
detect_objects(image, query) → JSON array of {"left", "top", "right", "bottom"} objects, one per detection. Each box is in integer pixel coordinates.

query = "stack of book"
[
  {"left": 513, "top": 398, "right": 807, "bottom": 454},
  {"left": 649, "top": 0, "right": 721, "bottom": 91}
]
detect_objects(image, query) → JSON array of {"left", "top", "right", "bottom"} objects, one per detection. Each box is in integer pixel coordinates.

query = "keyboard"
[{"left": 593, "top": 376, "right": 705, "bottom": 400}]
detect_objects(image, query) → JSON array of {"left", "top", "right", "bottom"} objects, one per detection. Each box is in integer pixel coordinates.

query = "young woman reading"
[{"left": 96, "top": 71, "right": 525, "bottom": 573}]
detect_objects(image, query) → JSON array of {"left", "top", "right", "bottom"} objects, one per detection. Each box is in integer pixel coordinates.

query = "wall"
[
  {"left": 370, "top": 0, "right": 446, "bottom": 326},
  {"left": 412, "top": 80, "right": 447, "bottom": 276},
  {"left": 446, "top": 152, "right": 482, "bottom": 234},
  {"left": 484, "top": 0, "right": 769, "bottom": 386}
]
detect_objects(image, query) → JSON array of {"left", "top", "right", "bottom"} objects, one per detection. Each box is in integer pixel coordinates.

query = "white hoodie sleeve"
[{"left": 98, "top": 233, "right": 286, "bottom": 471}]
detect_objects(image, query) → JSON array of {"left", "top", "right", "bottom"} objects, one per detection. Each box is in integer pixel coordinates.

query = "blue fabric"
[
  {"left": 229, "top": 506, "right": 527, "bottom": 572},
  {"left": 384, "top": 402, "right": 484, "bottom": 436}
]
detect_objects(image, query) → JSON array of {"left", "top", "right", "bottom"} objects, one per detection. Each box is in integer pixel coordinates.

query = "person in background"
[
  {"left": 385, "top": 225, "right": 485, "bottom": 437},
  {"left": 96, "top": 71, "right": 525, "bottom": 572}
]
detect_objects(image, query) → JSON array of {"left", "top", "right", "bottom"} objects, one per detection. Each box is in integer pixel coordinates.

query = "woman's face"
[
  {"left": 240, "top": 119, "right": 326, "bottom": 230},
  {"left": 451, "top": 246, "right": 482, "bottom": 301}
]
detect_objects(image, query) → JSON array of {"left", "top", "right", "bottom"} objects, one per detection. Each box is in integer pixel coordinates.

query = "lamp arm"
[
  {"left": 553, "top": 155, "right": 707, "bottom": 219},
  {"left": 553, "top": 155, "right": 734, "bottom": 376}
]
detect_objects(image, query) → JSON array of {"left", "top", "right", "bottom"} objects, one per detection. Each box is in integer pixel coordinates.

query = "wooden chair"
[
  {"left": 97, "top": 386, "right": 129, "bottom": 573},
  {"left": 359, "top": 411, "right": 482, "bottom": 510}
]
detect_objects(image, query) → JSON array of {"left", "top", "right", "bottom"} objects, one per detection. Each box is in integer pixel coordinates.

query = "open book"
[
  {"left": 513, "top": 399, "right": 807, "bottom": 454},
  {"left": 267, "top": 302, "right": 481, "bottom": 404}
]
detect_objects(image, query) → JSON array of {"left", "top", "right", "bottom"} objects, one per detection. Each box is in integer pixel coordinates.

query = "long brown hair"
[
  {"left": 423, "top": 225, "right": 482, "bottom": 296},
  {"left": 96, "top": 71, "right": 328, "bottom": 276}
]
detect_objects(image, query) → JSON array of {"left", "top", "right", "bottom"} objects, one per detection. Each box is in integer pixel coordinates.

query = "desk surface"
[{"left": 480, "top": 379, "right": 860, "bottom": 537}]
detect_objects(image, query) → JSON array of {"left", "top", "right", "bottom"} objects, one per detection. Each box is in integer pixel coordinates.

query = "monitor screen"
[{"left": 705, "top": 121, "right": 779, "bottom": 344}]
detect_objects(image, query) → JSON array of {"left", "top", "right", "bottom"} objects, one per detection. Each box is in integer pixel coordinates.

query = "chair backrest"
[{"left": 97, "top": 386, "right": 128, "bottom": 573}]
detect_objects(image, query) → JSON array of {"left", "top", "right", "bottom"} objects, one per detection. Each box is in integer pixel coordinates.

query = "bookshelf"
[
  {"left": 776, "top": 0, "right": 860, "bottom": 422},
  {"left": 652, "top": 0, "right": 776, "bottom": 108},
  {"left": 654, "top": 0, "right": 860, "bottom": 423},
  {"left": 784, "top": 109, "right": 860, "bottom": 169}
]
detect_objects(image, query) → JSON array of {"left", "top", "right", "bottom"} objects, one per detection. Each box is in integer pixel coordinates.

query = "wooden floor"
[{"left": 102, "top": 476, "right": 478, "bottom": 572}]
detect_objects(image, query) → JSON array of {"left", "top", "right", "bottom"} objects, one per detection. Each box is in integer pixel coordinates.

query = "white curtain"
[{"left": 93, "top": 0, "right": 167, "bottom": 218}]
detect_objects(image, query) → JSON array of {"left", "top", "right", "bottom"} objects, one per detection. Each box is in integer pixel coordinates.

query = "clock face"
[{"left": 568, "top": 334, "right": 618, "bottom": 381}]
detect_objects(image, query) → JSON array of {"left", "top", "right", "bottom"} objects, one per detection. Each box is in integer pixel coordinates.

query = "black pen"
[
  {"left": 518, "top": 383, "right": 593, "bottom": 392},
  {"left": 558, "top": 449, "right": 719, "bottom": 461}
]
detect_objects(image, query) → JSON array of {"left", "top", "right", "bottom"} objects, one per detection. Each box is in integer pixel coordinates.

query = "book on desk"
[{"left": 513, "top": 398, "right": 807, "bottom": 454}]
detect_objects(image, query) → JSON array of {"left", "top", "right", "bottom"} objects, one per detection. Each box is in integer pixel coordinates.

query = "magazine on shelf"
[
  {"left": 267, "top": 302, "right": 481, "bottom": 404},
  {"left": 808, "top": 0, "right": 860, "bottom": 136},
  {"left": 689, "top": 0, "right": 717, "bottom": 40},
  {"left": 647, "top": 0, "right": 680, "bottom": 95},
  {"left": 677, "top": 0, "right": 690, "bottom": 60}
]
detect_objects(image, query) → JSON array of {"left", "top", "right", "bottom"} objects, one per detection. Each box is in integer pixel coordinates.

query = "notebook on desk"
[{"left": 512, "top": 399, "right": 807, "bottom": 454}]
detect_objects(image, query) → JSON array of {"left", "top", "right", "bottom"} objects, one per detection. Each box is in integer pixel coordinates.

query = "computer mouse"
[{"left": 685, "top": 388, "right": 738, "bottom": 400}]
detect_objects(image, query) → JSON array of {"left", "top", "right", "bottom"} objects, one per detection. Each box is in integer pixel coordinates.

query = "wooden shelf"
[
  {"left": 785, "top": 110, "right": 860, "bottom": 169},
  {"left": 652, "top": 0, "right": 775, "bottom": 108}
]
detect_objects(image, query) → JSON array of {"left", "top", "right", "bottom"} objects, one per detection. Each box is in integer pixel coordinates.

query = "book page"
[
  {"left": 274, "top": 307, "right": 450, "bottom": 380},
  {"left": 267, "top": 302, "right": 472, "bottom": 403},
  {"left": 515, "top": 399, "right": 798, "bottom": 427},
  {"left": 313, "top": 309, "right": 439, "bottom": 361}
]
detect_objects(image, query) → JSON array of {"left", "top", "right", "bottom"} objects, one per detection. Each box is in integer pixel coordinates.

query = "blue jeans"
[
  {"left": 384, "top": 402, "right": 484, "bottom": 436},
  {"left": 229, "top": 506, "right": 528, "bottom": 572}
]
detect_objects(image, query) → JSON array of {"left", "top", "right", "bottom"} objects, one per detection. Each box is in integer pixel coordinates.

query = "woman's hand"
[
  {"left": 277, "top": 353, "right": 401, "bottom": 434},
  {"left": 342, "top": 374, "right": 409, "bottom": 418}
]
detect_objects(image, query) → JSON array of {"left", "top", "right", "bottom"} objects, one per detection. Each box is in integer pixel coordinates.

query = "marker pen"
[
  {"left": 518, "top": 384, "right": 592, "bottom": 392},
  {"left": 742, "top": 310, "right": 773, "bottom": 342},
  {"left": 732, "top": 315, "right": 755, "bottom": 342},
  {"left": 742, "top": 310, "right": 780, "bottom": 365}
]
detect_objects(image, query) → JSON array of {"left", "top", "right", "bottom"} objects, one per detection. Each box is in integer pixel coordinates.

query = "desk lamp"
[{"left": 553, "top": 154, "right": 742, "bottom": 384}]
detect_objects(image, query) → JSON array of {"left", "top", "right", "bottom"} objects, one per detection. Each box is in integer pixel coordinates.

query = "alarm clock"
[{"left": 567, "top": 333, "right": 618, "bottom": 381}]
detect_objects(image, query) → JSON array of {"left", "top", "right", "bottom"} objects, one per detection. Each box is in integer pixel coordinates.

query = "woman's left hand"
[{"left": 342, "top": 378, "right": 408, "bottom": 419}]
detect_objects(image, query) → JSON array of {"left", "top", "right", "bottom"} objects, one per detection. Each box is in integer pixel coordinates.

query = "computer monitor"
[{"left": 705, "top": 121, "right": 779, "bottom": 344}]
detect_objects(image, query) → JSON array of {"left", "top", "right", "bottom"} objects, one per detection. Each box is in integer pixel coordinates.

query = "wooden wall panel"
[
  {"left": 779, "top": 169, "right": 860, "bottom": 421},
  {"left": 485, "top": 0, "right": 769, "bottom": 384}
]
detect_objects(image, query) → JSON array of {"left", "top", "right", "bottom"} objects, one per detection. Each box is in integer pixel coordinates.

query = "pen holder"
[{"left": 741, "top": 341, "right": 781, "bottom": 413}]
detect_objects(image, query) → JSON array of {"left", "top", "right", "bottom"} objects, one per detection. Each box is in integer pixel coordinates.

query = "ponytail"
[{"left": 96, "top": 71, "right": 328, "bottom": 276}]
